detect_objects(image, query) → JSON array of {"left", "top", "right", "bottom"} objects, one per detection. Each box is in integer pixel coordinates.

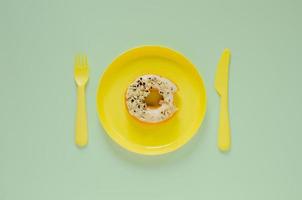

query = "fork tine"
[
  {"left": 79, "top": 55, "right": 81, "bottom": 66},
  {"left": 84, "top": 54, "right": 88, "bottom": 66},
  {"left": 81, "top": 54, "right": 84, "bottom": 67},
  {"left": 79, "top": 55, "right": 82, "bottom": 67},
  {"left": 80, "top": 54, "right": 83, "bottom": 67},
  {"left": 75, "top": 55, "right": 80, "bottom": 67},
  {"left": 82, "top": 55, "right": 85, "bottom": 67},
  {"left": 80, "top": 55, "right": 83, "bottom": 67}
]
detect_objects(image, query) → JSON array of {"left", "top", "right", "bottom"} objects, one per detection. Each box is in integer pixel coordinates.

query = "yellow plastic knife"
[{"left": 215, "top": 49, "right": 231, "bottom": 151}]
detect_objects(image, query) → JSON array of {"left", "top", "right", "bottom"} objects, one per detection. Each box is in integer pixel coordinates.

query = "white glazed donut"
[{"left": 125, "top": 74, "right": 178, "bottom": 123}]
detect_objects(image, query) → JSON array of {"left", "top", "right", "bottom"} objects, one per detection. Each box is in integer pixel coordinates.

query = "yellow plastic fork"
[{"left": 74, "top": 55, "right": 89, "bottom": 147}]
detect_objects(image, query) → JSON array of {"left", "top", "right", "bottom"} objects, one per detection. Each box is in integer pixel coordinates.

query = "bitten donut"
[{"left": 125, "top": 74, "right": 178, "bottom": 123}]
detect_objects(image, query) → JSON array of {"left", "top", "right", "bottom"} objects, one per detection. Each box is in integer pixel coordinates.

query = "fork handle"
[
  {"left": 218, "top": 94, "right": 231, "bottom": 151},
  {"left": 75, "top": 85, "right": 88, "bottom": 147}
]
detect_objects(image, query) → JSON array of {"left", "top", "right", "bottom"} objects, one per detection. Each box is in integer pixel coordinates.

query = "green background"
[{"left": 1, "top": 0, "right": 301, "bottom": 199}]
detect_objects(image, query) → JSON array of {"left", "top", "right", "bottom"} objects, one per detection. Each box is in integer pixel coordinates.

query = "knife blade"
[{"left": 215, "top": 48, "right": 231, "bottom": 96}]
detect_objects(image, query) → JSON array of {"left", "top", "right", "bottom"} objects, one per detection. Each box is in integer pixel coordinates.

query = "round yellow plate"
[{"left": 97, "top": 46, "right": 207, "bottom": 155}]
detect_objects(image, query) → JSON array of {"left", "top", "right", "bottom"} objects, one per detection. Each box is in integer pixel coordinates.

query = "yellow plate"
[{"left": 97, "top": 46, "right": 207, "bottom": 155}]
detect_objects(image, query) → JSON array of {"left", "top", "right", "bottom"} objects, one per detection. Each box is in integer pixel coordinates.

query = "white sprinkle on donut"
[{"left": 125, "top": 74, "right": 178, "bottom": 123}]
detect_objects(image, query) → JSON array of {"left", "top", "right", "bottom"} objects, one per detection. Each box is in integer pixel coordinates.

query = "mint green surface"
[{"left": 0, "top": 0, "right": 301, "bottom": 199}]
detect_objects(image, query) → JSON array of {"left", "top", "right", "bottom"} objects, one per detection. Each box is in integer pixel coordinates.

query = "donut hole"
[{"left": 144, "top": 89, "right": 163, "bottom": 109}]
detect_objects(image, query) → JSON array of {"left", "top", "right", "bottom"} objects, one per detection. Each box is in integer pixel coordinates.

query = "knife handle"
[{"left": 218, "top": 94, "right": 231, "bottom": 151}]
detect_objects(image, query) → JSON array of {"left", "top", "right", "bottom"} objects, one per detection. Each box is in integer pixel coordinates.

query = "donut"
[{"left": 125, "top": 74, "right": 178, "bottom": 123}]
